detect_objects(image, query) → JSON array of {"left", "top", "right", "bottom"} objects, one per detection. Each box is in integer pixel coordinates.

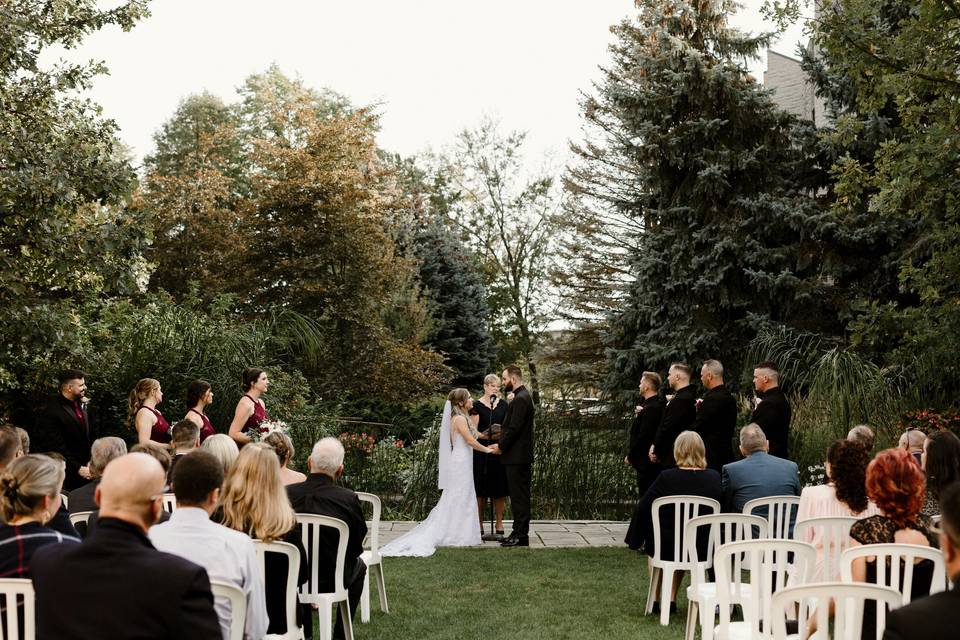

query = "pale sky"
[{"left": 61, "top": 1, "right": 809, "bottom": 168}]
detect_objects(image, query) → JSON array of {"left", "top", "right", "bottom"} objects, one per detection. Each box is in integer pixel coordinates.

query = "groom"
[{"left": 490, "top": 365, "right": 534, "bottom": 547}]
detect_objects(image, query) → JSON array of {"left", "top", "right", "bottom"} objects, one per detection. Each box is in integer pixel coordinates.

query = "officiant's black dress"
[{"left": 473, "top": 400, "right": 509, "bottom": 498}]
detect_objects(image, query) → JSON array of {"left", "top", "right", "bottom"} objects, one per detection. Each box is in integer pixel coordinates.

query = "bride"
[{"left": 380, "top": 388, "right": 497, "bottom": 557}]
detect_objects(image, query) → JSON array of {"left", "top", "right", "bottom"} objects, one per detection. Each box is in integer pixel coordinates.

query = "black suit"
[
  {"left": 653, "top": 385, "right": 697, "bottom": 468},
  {"left": 751, "top": 387, "right": 791, "bottom": 459},
  {"left": 883, "top": 579, "right": 960, "bottom": 640},
  {"left": 32, "top": 394, "right": 96, "bottom": 490},
  {"left": 287, "top": 474, "right": 367, "bottom": 640},
  {"left": 693, "top": 385, "right": 738, "bottom": 471},
  {"left": 67, "top": 479, "right": 99, "bottom": 514},
  {"left": 627, "top": 395, "right": 665, "bottom": 495},
  {"left": 31, "top": 517, "right": 220, "bottom": 639},
  {"left": 499, "top": 385, "right": 535, "bottom": 538}
]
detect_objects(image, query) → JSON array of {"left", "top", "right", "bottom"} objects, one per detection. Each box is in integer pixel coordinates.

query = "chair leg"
[
  {"left": 660, "top": 569, "right": 674, "bottom": 626},
  {"left": 318, "top": 604, "right": 333, "bottom": 640},
  {"left": 360, "top": 571, "right": 371, "bottom": 623},
  {"left": 374, "top": 563, "right": 389, "bottom": 613},
  {"left": 685, "top": 600, "right": 698, "bottom": 640},
  {"left": 700, "top": 598, "right": 715, "bottom": 640},
  {"left": 645, "top": 566, "right": 661, "bottom": 615},
  {"left": 340, "top": 599, "right": 354, "bottom": 640}
]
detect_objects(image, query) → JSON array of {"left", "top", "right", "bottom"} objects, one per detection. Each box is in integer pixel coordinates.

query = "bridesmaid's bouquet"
[{"left": 250, "top": 419, "right": 289, "bottom": 442}]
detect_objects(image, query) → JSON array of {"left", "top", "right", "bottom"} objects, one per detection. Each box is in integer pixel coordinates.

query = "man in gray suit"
[{"left": 721, "top": 424, "right": 800, "bottom": 530}]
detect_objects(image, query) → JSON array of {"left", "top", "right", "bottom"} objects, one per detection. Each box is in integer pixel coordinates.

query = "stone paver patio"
[{"left": 374, "top": 520, "right": 629, "bottom": 548}]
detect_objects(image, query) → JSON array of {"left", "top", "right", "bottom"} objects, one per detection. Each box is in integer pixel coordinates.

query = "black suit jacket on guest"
[
  {"left": 693, "top": 385, "right": 738, "bottom": 471},
  {"left": 67, "top": 479, "right": 99, "bottom": 514},
  {"left": 653, "top": 386, "right": 697, "bottom": 468},
  {"left": 287, "top": 474, "right": 367, "bottom": 591},
  {"left": 31, "top": 394, "right": 96, "bottom": 490},
  {"left": 499, "top": 386, "right": 535, "bottom": 466},
  {"left": 31, "top": 517, "right": 220, "bottom": 639},
  {"left": 627, "top": 395, "right": 665, "bottom": 472},
  {"left": 883, "top": 579, "right": 960, "bottom": 640},
  {"left": 751, "top": 387, "right": 791, "bottom": 459}
]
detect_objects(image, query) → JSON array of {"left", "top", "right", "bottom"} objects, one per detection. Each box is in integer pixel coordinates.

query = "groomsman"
[
  {"left": 625, "top": 371, "right": 665, "bottom": 496},
  {"left": 33, "top": 369, "right": 96, "bottom": 490},
  {"left": 751, "top": 361, "right": 791, "bottom": 459},
  {"left": 693, "top": 360, "right": 738, "bottom": 471},
  {"left": 650, "top": 363, "right": 697, "bottom": 468}
]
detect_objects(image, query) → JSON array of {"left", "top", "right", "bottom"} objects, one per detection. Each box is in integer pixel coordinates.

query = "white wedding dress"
[{"left": 380, "top": 405, "right": 481, "bottom": 557}]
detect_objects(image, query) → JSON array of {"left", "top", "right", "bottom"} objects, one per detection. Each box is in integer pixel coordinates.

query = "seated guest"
[
  {"left": 31, "top": 453, "right": 221, "bottom": 638},
  {"left": 847, "top": 424, "right": 875, "bottom": 453},
  {"left": 849, "top": 448, "right": 938, "bottom": 639},
  {"left": 721, "top": 424, "right": 800, "bottom": 532},
  {"left": 0, "top": 455, "right": 79, "bottom": 577},
  {"left": 265, "top": 431, "right": 306, "bottom": 486},
  {"left": 220, "top": 444, "right": 308, "bottom": 638},
  {"left": 921, "top": 431, "right": 960, "bottom": 517},
  {"left": 167, "top": 420, "right": 201, "bottom": 485},
  {"left": 796, "top": 439, "right": 879, "bottom": 580},
  {"left": 86, "top": 442, "right": 172, "bottom": 533},
  {"left": 287, "top": 437, "right": 368, "bottom": 640},
  {"left": 68, "top": 436, "right": 127, "bottom": 513},
  {"left": 202, "top": 434, "right": 240, "bottom": 476},
  {"left": 883, "top": 482, "right": 960, "bottom": 639},
  {"left": 183, "top": 379, "right": 217, "bottom": 445},
  {"left": 899, "top": 429, "right": 926, "bottom": 466},
  {"left": 150, "top": 451, "right": 268, "bottom": 640},
  {"left": 624, "top": 431, "right": 720, "bottom": 615}
]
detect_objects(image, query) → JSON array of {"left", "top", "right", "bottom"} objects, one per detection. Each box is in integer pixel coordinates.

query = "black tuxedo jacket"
[
  {"left": 653, "top": 385, "right": 697, "bottom": 468},
  {"left": 693, "top": 385, "right": 738, "bottom": 470},
  {"left": 32, "top": 394, "right": 96, "bottom": 490},
  {"left": 31, "top": 517, "right": 220, "bottom": 639},
  {"left": 287, "top": 474, "right": 368, "bottom": 590},
  {"left": 751, "top": 387, "right": 791, "bottom": 458},
  {"left": 883, "top": 580, "right": 960, "bottom": 640},
  {"left": 499, "top": 386, "right": 535, "bottom": 465},
  {"left": 627, "top": 395, "right": 665, "bottom": 472}
]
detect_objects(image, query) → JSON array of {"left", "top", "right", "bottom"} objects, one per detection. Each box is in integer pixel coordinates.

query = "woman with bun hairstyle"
[
  {"left": 263, "top": 431, "right": 305, "bottom": 486},
  {"left": 228, "top": 368, "right": 270, "bottom": 447},
  {"left": 128, "top": 378, "right": 170, "bottom": 444},
  {"left": 0, "top": 455, "right": 79, "bottom": 577},
  {"left": 183, "top": 379, "right": 216, "bottom": 444}
]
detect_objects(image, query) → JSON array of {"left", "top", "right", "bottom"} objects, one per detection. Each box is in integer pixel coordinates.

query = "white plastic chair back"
[
  {"left": 793, "top": 516, "right": 858, "bottom": 581},
  {"left": 770, "top": 582, "right": 902, "bottom": 640},
  {"left": 357, "top": 492, "right": 389, "bottom": 623},
  {"left": 210, "top": 580, "right": 246, "bottom": 640},
  {"left": 714, "top": 539, "right": 816, "bottom": 639},
  {"left": 743, "top": 495, "right": 800, "bottom": 539},
  {"left": 161, "top": 493, "right": 177, "bottom": 513},
  {"left": 0, "top": 578, "right": 35, "bottom": 640},
  {"left": 841, "top": 543, "right": 948, "bottom": 605},
  {"left": 645, "top": 495, "right": 720, "bottom": 625},
  {"left": 931, "top": 514, "right": 942, "bottom": 526},
  {"left": 296, "top": 513, "right": 353, "bottom": 640},
  {"left": 68, "top": 510, "right": 94, "bottom": 538},
  {"left": 682, "top": 513, "right": 768, "bottom": 640},
  {"left": 253, "top": 540, "right": 301, "bottom": 640},
  {"left": 59, "top": 493, "right": 68, "bottom": 510}
]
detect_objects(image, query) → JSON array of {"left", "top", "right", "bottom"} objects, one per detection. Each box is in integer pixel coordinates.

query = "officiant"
[{"left": 471, "top": 374, "right": 508, "bottom": 537}]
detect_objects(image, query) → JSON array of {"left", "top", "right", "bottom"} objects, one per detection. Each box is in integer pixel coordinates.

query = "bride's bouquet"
[{"left": 250, "top": 419, "right": 289, "bottom": 443}]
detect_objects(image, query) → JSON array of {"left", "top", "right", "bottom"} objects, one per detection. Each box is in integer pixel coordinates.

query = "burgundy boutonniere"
[{"left": 696, "top": 398, "right": 703, "bottom": 410}]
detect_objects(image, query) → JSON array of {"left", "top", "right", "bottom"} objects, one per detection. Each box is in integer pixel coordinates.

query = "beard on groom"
[{"left": 490, "top": 365, "right": 535, "bottom": 547}]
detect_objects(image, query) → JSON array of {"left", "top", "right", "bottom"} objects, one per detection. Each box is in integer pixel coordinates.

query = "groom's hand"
[{"left": 489, "top": 444, "right": 501, "bottom": 455}]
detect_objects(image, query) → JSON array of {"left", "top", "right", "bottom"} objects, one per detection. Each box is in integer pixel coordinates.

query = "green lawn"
[{"left": 348, "top": 547, "right": 691, "bottom": 640}]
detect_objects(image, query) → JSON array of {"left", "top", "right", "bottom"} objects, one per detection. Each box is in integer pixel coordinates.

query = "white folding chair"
[
  {"left": 644, "top": 495, "right": 721, "bottom": 626},
  {"left": 210, "top": 580, "right": 246, "bottom": 640},
  {"left": 253, "top": 540, "right": 303, "bottom": 640},
  {"left": 296, "top": 514, "right": 354, "bottom": 640},
  {"left": 357, "top": 492, "right": 389, "bottom": 623},
  {"left": 714, "top": 539, "right": 816, "bottom": 640},
  {"left": 794, "top": 516, "right": 858, "bottom": 582},
  {"left": 161, "top": 493, "right": 177, "bottom": 513},
  {"left": 770, "top": 582, "right": 902, "bottom": 640},
  {"left": 684, "top": 513, "right": 769, "bottom": 640},
  {"left": 841, "top": 543, "right": 948, "bottom": 605},
  {"left": 743, "top": 495, "right": 800, "bottom": 539},
  {"left": 0, "top": 578, "right": 35, "bottom": 640}
]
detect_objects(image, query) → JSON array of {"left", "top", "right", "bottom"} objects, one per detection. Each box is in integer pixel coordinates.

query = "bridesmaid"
[
  {"left": 128, "top": 378, "right": 170, "bottom": 445},
  {"left": 183, "top": 379, "right": 217, "bottom": 445},
  {"left": 228, "top": 368, "right": 270, "bottom": 446}
]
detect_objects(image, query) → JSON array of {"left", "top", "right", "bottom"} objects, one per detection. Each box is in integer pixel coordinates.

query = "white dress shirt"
[{"left": 149, "top": 507, "right": 268, "bottom": 640}]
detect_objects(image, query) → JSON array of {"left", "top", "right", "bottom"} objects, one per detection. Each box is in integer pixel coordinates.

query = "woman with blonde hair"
[
  {"left": 200, "top": 434, "right": 239, "bottom": 475},
  {"left": 264, "top": 431, "right": 306, "bottom": 486},
  {"left": 0, "top": 455, "right": 79, "bottom": 577},
  {"left": 219, "top": 444, "right": 307, "bottom": 637},
  {"left": 625, "top": 431, "right": 721, "bottom": 615},
  {"left": 128, "top": 378, "right": 171, "bottom": 444},
  {"left": 472, "top": 373, "right": 508, "bottom": 536},
  {"left": 381, "top": 388, "right": 496, "bottom": 557}
]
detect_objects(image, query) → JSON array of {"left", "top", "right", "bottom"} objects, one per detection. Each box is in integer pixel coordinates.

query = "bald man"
[{"left": 31, "top": 453, "right": 220, "bottom": 639}]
